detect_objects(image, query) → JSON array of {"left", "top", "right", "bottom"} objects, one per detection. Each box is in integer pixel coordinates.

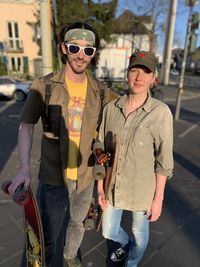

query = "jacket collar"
[
  {"left": 115, "top": 93, "right": 153, "bottom": 113},
  {"left": 49, "top": 66, "right": 97, "bottom": 93}
]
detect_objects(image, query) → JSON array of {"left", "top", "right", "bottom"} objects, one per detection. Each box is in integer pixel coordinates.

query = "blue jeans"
[
  {"left": 102, "top": 204, "right": 149, "bottom": 267},
  {"left": 37, "top": 180, "right": 94, "bottom": 267}
]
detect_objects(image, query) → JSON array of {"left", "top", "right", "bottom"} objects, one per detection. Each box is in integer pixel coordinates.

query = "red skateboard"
[{"left": 1, "top": 180, "right": 45, "bottom": 267}]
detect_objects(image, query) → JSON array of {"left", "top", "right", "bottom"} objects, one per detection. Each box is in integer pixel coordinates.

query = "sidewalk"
[{"left": 0, "top": 83, "right": 200, "bottom": 267}]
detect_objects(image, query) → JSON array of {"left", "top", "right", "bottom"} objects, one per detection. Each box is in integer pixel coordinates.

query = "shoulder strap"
[
  {"left": 45, "top": 82, "right": 52, "bottom": 117},
  {"left": 95, "top": 79, "right": 105, "bottom": 103},
  {"left": 43, "top": 72, "right": 54, "bottom": 113},
  {"left": 91, "top": 78, "right": 109, "bottom": 132},
  {"left": 43, "top": 72, "right": 54, "bottom": 131}
]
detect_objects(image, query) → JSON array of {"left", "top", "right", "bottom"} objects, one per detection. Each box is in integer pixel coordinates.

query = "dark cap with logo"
[{"left": 128, "top": 50, "right": 157, "bottom": 72}]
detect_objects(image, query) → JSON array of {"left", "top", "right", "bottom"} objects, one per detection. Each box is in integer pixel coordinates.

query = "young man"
[
  {"left": 8, "top": 22, "right": 109, "bottom": 267},
  {"left": 97, "top": 51, "right": 174, "bottom": 267}
]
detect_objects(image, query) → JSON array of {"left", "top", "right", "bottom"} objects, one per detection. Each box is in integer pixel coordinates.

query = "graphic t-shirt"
[{"left": 65, "top": 78, "right": 87, "bottom": 180}]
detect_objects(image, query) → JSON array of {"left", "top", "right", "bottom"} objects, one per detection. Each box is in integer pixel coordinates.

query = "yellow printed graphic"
[{"left": 66, "top": 78, "right": 87, "bottom": 180}]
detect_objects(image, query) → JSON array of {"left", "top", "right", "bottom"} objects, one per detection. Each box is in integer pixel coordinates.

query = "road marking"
[
  {"left": 0, "top": 101, "right": 15, "bottom": 113},
  {"left": 0, "top": 250, "right": 23, "bottom": 264},
  {"left": 8, "top": 114, "right": 20, "bottom": 118},
  {"left": 82, "top": 239, "right": 105, "bottom": 258},
  {"left": 165, "top": 93, "right": 200, "bottom": 102},
  {"left": 0, "top": 199, "right": 13, "bottom": 204},
  {"left": 179, "top": 123, "right": 199, "bottom": 138}
]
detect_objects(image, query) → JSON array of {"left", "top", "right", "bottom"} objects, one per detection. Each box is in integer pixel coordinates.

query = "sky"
[
  {"left": 115, "top": 0, "right": 200, "bottom": 55},
  {"left": 98, "top": 0, "right": 200, "bottom": 55}
]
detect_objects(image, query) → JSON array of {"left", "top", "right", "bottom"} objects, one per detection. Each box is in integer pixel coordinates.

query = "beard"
[{"left": 68, "top": 57, "right": 90, "bottom": 74}]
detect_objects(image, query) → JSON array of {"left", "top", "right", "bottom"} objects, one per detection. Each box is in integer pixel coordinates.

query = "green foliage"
[
  {"left": 86, "top": 0, "right": 118, "bottom": 42},
  {"left": 56, "top": 0, "right": 87, "bottom": 29},
  {"left": 56, "top": 0, "right": 118, "bottom": 44},
  {"left": 0, "top": 62, "right": 7, "bottom": 76},
  {"left": 114, "top": 10, "right": 150, "bottom": 35}
]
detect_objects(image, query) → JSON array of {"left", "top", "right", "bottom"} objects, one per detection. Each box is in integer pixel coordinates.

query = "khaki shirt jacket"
[
  {"left": 20, "top": 67, "right": 109, "bottom": 192},
  {"left": 98, "top": 94, "right": 174, "bottom": 211}
]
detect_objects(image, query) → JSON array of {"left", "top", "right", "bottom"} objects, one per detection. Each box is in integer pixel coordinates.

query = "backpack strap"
[
  {"left": 95, "top": 79, "right": 105, "bottom": 106},
  {"left": 92, "top": 78, "right": 110, "bottom": 132},
  {"left": 43, "top": 72, "right": 54, "bottom": 131}
]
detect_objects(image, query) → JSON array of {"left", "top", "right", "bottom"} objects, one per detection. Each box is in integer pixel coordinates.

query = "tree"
[
  {"left": 86, "top": 0, "right": 118, "bottom": 43},
  {"left": 56, "top": 0, "right": 87, "bottom": 29},
  {"left": 116, "top": 0, "right": 168, "bottom": 52},
  {"left": 114, "top": 10, "right": 150, "bottom": 35},
  {"left": 56, "top": 0, "right": 118, "bottom": 45}
]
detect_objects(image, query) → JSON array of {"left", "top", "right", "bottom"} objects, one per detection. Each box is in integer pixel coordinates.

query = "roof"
[{"left": 113, "top": 10, "right": 152, "bottom": 35}]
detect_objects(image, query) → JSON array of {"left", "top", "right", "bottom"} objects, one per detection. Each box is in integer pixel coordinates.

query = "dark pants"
[{"left": 37, "top": 180, "right": 94, "bottom": 267}]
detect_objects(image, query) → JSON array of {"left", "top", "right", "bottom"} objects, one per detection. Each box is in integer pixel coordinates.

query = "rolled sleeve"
[{"left": 154, "top": 107, "right": 174, "bottom": 179}]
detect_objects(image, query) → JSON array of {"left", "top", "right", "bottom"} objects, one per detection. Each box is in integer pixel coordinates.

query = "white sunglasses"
[{"left": 65, "top": 43, "right": 96, "bottom": 57}]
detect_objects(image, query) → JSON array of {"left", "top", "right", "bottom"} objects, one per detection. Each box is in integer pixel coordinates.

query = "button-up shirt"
[{"left": 98, "top": 94, "right": 174, "bottom": 211}]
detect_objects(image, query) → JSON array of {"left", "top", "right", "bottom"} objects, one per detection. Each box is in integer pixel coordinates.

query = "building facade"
[
  {"left": 96, "top": 33, "right": 151, "bottom": 79},
  {"left": 0, "top": 0, "right": 42, "bottom": 78},
  {"left": 0, "top": 1, "right": 152, "bottom": 80}
]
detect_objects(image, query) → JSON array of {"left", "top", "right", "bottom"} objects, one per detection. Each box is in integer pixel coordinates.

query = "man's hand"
[{"left": 8, "top": 167, "right": 31, "bottom": 195}]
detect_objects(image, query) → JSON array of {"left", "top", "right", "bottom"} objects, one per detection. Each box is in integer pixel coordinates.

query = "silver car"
[{"left": 0, "top": 76, "right": 30, "bottom": 101}]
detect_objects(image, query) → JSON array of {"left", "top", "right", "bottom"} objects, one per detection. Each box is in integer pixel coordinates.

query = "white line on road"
[
  {"left": 8, "top": 114, "right": 20, "bottom": 118},
  {"left": 0, "top": 100, "right": 15, "bottom": 113},
  {"left": 179, "top": 122, "right": 200, "bottom": 138}
]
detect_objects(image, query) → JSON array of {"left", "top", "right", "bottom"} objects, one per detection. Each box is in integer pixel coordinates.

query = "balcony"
[{"left": 4, "top": 39, "right": 24, "bottom": 53}]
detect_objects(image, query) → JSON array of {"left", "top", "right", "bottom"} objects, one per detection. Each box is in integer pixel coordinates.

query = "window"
[
  {"left": 8, "top": 22, "right": 20, "bottom": 50},
  {"left": 11, "top": 57, "right": 21, "bottom": 72}
]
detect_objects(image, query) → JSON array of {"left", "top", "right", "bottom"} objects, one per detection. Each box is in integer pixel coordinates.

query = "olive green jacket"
[{"left": 20, "top": 67, "right": 109, "bottom": 192}]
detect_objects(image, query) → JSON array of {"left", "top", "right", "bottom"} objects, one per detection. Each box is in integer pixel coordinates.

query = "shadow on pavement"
[
  {"left": 174, "top": 151, "right": 200, "bottom": 180},
  {"left": 168, "top": 104, "right": 200, "bottom": 124}
]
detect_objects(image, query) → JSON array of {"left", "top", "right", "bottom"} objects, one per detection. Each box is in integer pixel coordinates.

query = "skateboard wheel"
[
  {"left": 1, "top": 180, "right": 12, "bottom": 195},
  {"left": 93, "top": 141, "right": 104, "bottom": 153},
  {"left": 93, "top": 164, "right": 105, "bottom": 180},
  {"left": 84, "top": 219, "right": 95, "bottom": 231},
  {"left": 13, "top": 190, "right": 30, "bottom": 205}
]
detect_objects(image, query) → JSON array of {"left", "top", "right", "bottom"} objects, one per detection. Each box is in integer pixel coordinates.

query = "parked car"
[{"left": 0, "top": 76, "right": 30, "bottom": 101}]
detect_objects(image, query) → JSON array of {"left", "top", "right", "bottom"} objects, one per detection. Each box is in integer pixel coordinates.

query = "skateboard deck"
[
  {"left": 1, "top": 180, "right": 45, "bottom": 267},
  {"left": 95, "top": 140, "right": 119, "bottom": 232},
  {"left": 84, "top": 137, "right": 119, "bottom": 231}
]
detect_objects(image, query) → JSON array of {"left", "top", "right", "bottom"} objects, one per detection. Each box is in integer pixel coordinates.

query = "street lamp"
[{"left": 174, "top": 0, "right": 197, "bottom": 120}]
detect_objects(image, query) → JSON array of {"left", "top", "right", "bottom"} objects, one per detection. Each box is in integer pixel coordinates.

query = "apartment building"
[{"left": 0, "top": 0, "right": 42, "bottom": 78}]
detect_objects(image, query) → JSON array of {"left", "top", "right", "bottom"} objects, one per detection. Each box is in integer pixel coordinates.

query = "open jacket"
[{"left": 20, "top": 67, "right": 109, "bottom": 192}]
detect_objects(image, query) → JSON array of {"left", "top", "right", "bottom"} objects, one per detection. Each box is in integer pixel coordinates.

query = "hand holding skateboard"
[
  {"left": 1, "top": 180, "right": 30, "bottom": 205},
  {"left": 1, "top": 180, "right": 45, "bottom": 267},
  {"left": 93, "top": 141, "right": 111, "bottom": 180}
]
